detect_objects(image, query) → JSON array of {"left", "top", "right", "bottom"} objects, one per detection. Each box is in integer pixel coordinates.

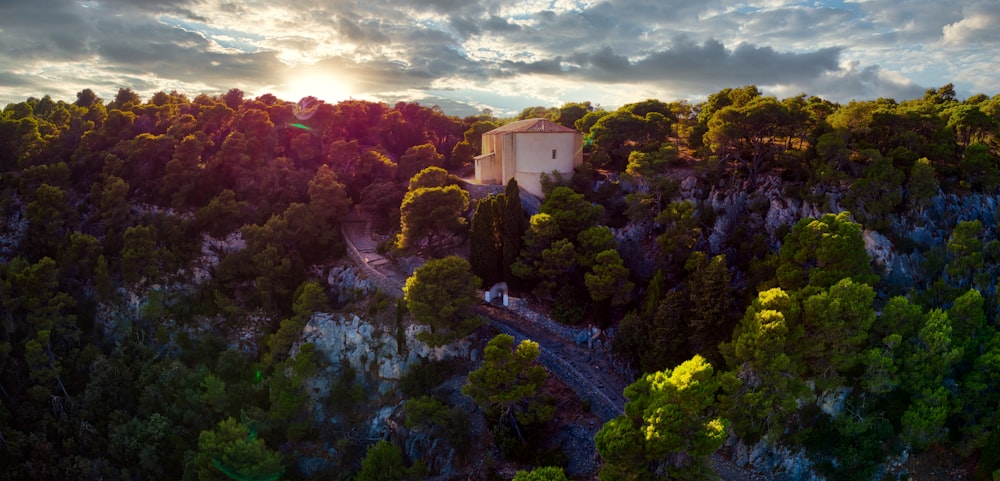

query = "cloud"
[
  {"left": 942, "top": 2, "right": 1000, "bottom": 45},
  {"left": 772, "top": 60, "right": 926, "bottom": 102},
  {"left": 0, "top": 0, "right": 995, "bottom": 112},
  {"left": 502, "top": 38, "right": 841, "bottom": 93}
]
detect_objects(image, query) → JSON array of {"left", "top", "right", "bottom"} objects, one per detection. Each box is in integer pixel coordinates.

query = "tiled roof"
[{"left": 486, "top": 118, "right": 578, "bottom": 134}]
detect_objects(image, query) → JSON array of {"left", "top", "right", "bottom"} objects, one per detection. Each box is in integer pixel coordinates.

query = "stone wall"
[{"left": 340, "top": 221, "right": 404, "bottom": 298}]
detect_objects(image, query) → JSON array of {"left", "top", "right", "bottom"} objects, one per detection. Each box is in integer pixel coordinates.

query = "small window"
[{"left": 551, "top": 149, "right": 557, "bottom": 159}]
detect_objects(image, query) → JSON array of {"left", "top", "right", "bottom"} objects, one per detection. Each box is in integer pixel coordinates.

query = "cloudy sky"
[{"left": 1, "top": 0, "right": 998, "bottom": 116}]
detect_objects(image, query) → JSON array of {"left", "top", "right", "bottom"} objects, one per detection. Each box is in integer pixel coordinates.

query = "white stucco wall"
[
  {"left": 512, "top": 132, "right": 580, "bottom": 197},
  {"left": 474, "top": 153, "right": 499, "bottom": 184}
]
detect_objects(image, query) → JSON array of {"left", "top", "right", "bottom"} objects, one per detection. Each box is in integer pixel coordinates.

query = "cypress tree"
[
  {"left": 470, "top": 195, "right": 501, "bottom": 284},
  {"left": 502, "top": 178, "right": 526, "bottom": 285}
]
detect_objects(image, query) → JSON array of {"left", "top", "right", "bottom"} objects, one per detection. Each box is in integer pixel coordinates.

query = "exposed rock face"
[
  {"left": 325, "top": 265, "right": 374, "bottom": 305},
  {"left": 291, "top": 312, "right": 476, "bottom": 477},
  {"left": 294, "top": 313, "right": 472, "bottom": 395},
  {"left": 729, "top": 436, "right": 824, "bottom": 481},
  {"left": 704, "top": 174, "right": 831, "bottom": 252},
  {"left": 817, "top": 386, "right": 852, "bottom": 417}
]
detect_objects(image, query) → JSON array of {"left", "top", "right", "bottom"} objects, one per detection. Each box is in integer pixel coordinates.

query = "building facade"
[{"left": 474, "top": 118, "right": 584, "bottom": 198}]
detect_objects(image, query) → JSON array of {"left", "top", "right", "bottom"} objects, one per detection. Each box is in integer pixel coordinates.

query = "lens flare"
[{"left": 293, "top": 96, "right": 318, "bottom": 120}]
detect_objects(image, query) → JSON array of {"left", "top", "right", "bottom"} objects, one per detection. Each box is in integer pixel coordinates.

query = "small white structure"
[
  {"left": 474, "top": 118, "right": 584, "bottom": 198},
  {"left": 484, "top": 282, "right": 509, "bottom": 307}
]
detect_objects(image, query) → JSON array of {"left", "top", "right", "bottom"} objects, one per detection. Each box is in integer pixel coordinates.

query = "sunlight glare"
[{"left": 280, "top": 68, "right": 355, "bottom": 104}]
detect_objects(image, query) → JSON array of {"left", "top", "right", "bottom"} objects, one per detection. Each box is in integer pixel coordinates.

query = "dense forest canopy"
[{"left": 2, "top": 83, "right": 1000, "bottom": 480}]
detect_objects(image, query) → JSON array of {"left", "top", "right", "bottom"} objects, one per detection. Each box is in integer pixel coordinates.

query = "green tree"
[
  {"left": 533, "top": 238, "right": 578, "bottom": 298},
  {"left": 554, "top": 101, "right": 593, "bottom": 129},
  {"left": 614, "top": 289, "right": 691, "bottom": 374},
  {"left": 398, "top": 143, "right": 445, "bottom": 181},
  {"left": 655, "top": 200, "right": 700, "bottom": 272},
  {"left": 192, "top": 417, "right": 284, "bottom": 481},
  {"left": 450, "top": 140, "right": 476, "bottom": 169},
  {"left": 906, "top": 157, "right": 939, "bottom": 215},
  {"left": 900, "top": 308, "right": 962, "bottom": 450},
  {"left": 799, "top": 278, "right": 877, "bottom": 388},
  {"left": 960, "top": 143, "right": 999, "bottom": 191},
  {"left": 576, "top": 225, "right": 618, "bottom": 270},
  {"left": 121, "top": 225, "right": 159, "bottom": 284},
  {"left": 685, "top": 253, "right": 735, "bottom": 360},
  {"left": 502, "top": 178, "right": 527, "bottom": 285},
  {"left": 398, "top": 185, "right": 469, "bottom": 256},
  {"left": 585, "top": 249, "right": 634, "bottom": 308},
  {"left": 945, "top": 220, "right": 983, "bottom": 289},
  {"left": 196, "top": 189, "right": 251, "bottom": 237},
  {"left": 307, "top": 164, "right": 351, "bottom": 226},
  {"left": 721, "top": 288, "right": 810, "bottom": 441},
  {"left": 776, "top": 212, "right": 877, "bottom": 291},
  {"left": 595, "top": 355, "right": 728, "bottom": 481},
  {"left": 843, "top": 154, "right": 903, "bottom": 230},
  {"left": 356, "top": 440, "right": 408, "bottom": 481},
  {"left": 463, "top": 334, "right": 554, "bottom": 439},
  {"left": 404, "top": 395, "right": 470, "bottom": 449},
  {"left": 513, "top": 466, "right": 569, "bottom": 481},
  {"left": 959, "top": 330, "right": 1000, "bottom": 452},
  {"left": 624, "top": 145, "right": 680, "bottom": 222},
  {"left": 470, "top": 194, "right": 503, "bottom": 285},
  {"left": 25, "top": 183, "right": 71, "bottom": 258},
  {"left": 540, "top": 186, "right": 604, "bottom": 239},
  {"left": 704, "top": 96, "right": 788, "bottom": 185},
  {"left": 949, "top": 289, "right": 988, "bottom": 366},
  {"left": 408, "top": 165, "right": 460, "bottom": 190},
  {"left": 403, "top": 256, "right": 481, "bottom": 346}
]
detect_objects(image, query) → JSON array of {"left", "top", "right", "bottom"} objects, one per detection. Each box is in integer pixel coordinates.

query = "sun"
[{"left": 278, "top": 67, "right": 356, "bottom": 104}]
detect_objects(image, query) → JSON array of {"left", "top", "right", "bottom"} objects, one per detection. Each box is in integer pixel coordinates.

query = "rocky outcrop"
[
  {"left": 293, "top": 313, "right": 473, "bottom": 396},
  {"left": 290, "top": 312, "right": 477, "bottom": 477},
  {"left": 703, "top": 174, "right": 832, "bottom": 252},
  {"left": 325, "top": 265, "right": 375, "bottom": 305},
  {"left": 729, "top": 436, "right": 824, "bottom": 481}
]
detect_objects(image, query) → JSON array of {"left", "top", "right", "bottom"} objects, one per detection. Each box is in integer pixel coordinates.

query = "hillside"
[{"left": 2, "top": 85, "right": 1000, "bottom": 480}]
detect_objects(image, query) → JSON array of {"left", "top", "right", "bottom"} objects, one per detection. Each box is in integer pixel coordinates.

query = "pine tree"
[{"left": 595, "top": 355, "right": 728, "bottom": 480}]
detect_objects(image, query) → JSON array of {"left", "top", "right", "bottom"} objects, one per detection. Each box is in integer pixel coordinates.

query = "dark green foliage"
[
  {"left": 398, "top": 184, "right": 469, "bottom": 256},
  {"left": 403, "top": 256, "right": 481, "bottom": 346},
  {"left": 513, "top": 466, "right": 569, "bottom": 481},
  {"left": 843, "top": 154, "right": 903, "bottom": 230},
  {"left": 399, "top": 359, "right": 452, "bottom": 397},
  {"left": 470, "top": 194, "right": 503, "bottom": 285},
  {"left": 193, "top": 417, "right": 285, "bottom": 481},
  {"left": 502, "top": 178, "right": 526, "bottom": 285},
  {"left": 776, "top": 212, "right": 878, "bottom": 291},
  {"left": 685, "top": 253, "right": 736, "bottom": 362},
  {"left": 463, "top": 334, "right": 554, "bottom": 449},
  {"left": 596, "top": 355, "right": 727, "bottom": 481},
  {"left": 398, "top": 143, "right": 445, "bottom": 181},
  {"left": 404, "top": 396, "right": 471, "bottom": 450},
  {"left": 6, "top": 86, "right": 1000, "bottom": 480},
  {"left": 656, "top": 200, "right": 700, "bottom": 273},
  {"left": 721, "top": 287, "right": 811, "bottom": 442},
  {"left": 907, "top": 157, "right": 939, "bottom": 214},
  {"left": 356, "top": 440, "right": 409, "bottom": 481},
  {"left": 804, "top": 412, "right": 896, "bottom": 481}
]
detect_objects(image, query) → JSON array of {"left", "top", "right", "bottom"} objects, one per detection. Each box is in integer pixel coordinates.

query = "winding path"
[
  {"left": 341, "top": 210, "right": 629, "bottom": 420},
  {"left": 340, "top": 213, "right": 754, "bottom": 480}
]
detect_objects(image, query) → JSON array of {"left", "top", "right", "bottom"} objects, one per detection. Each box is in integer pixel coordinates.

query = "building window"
[{"left": 552, "top": 149, "right": 557, "bottom": 159}]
